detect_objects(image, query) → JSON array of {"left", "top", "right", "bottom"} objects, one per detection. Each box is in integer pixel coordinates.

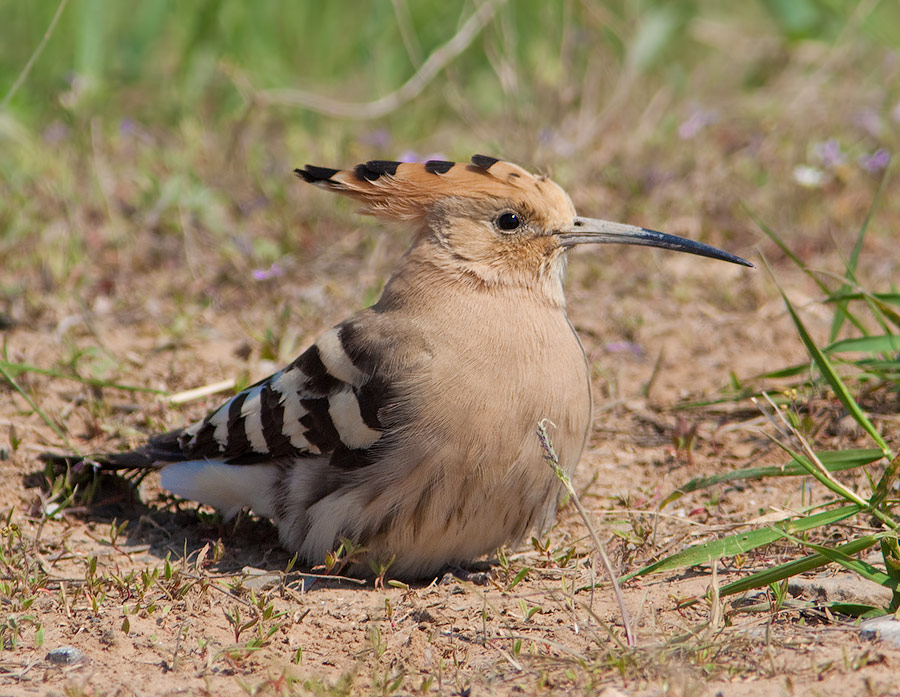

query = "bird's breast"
[{"left": 407, "top": 292, "right": 591, "bottom": 482}]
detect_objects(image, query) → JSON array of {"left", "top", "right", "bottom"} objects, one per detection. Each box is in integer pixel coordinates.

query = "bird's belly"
[{"left": 367, "top": 323, "right": 591, "bottom": 576}]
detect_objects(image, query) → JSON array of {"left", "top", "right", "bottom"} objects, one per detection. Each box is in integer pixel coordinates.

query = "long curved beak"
[{"left": 558, "top": 217, "right": 753, "bottom": 268}]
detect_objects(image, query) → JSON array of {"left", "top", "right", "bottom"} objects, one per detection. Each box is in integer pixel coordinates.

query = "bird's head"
[{"left": 296, "top": 155, "right": 752, "bottom": 304}]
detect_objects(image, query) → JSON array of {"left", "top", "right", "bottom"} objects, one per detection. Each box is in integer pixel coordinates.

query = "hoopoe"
[{"left": 89, "top": 155, "right": 751, "bottom": 579}]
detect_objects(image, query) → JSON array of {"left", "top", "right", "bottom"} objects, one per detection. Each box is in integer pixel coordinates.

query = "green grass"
[{"left": 633, "top": 194, "right": 900, "bottom": 618}]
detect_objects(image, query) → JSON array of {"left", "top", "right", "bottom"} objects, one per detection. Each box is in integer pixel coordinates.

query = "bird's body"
[{"left": 90, "top": 155, "right": 750, "bottom": 579}]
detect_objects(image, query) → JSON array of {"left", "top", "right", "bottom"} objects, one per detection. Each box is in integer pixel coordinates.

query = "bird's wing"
[{"left": 115, "top": 316, "right": 412, "bottom": 470}]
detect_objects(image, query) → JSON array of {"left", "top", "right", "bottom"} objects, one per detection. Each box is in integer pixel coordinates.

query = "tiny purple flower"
[
  {"left": 812, "top": 139, "right": 845, "bottom": 169},
  {"left": 252, "top": 262, "right": 284, "bottom": 281},
  {"left": 858, "top": 148, "right": 891, "bottom": 173},
  {"left": 604, "top": 341, "right": 644, "bottom": 358},
  {"left": 678, "top": 108, "right": 717, "bottom": 140},
  {"left": 359, "top": 129, "right": 391, "bottom": 148},
  {"left": 42, "top": 120, "right": 70, "bottom": 144}
]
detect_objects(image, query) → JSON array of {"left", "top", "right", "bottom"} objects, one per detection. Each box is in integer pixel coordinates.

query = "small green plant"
[
  {"left": 0, "top": 516, "right": 45, "bottom": 649},
  {"left": 630, "top": 192, "right": 900, "bottom": 618}
]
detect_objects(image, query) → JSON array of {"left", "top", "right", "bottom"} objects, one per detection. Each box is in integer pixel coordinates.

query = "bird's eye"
[{"left": 496, "top": 212, "right": 521, "bottom": 232}]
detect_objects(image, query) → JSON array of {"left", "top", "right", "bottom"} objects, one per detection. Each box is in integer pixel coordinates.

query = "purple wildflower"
[
  {"left": 42, "top": 120, "right": 70, "bottom": 144},
  {"left": 604, "top": 341, "right": 644, "bottom": 358},
  {"left": 854, "top": 108, "right": 884, "bottom": 138},
  {"left": 858, "top": 148, "right": 891, "bottom": 173},
  {"left": 359, "top": 129, "right": 391, "bottom": 148},
  {"left": 812, "top": 139, "right": 845, "bottom": 169},
  {"left": 678, "top": 108, "right": 717, "bottom": 140},
  {"left": 252, "top": 262, "right": 285, "bottom": 281}
]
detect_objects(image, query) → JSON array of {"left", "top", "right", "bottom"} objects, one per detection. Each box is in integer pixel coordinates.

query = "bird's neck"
[{"left": 375, "top": 241, "right": 568, "bottom": 313}]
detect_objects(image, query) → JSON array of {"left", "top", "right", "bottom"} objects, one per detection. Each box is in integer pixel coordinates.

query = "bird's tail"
[
  {"left": 41, "top": 430, "right": 279, "bottom": 521},
  {"left": 40, "top": 429, "right": 187, "bottom": 473}
]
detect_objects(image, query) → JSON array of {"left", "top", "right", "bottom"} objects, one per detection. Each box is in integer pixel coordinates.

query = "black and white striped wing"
[{"left": 170, "top": 324, "right": 388, "bottom": 469}]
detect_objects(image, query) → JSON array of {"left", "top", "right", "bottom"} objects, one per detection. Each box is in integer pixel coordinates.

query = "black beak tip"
[{"left": 638, "top": 227, "right": 754, "bottom": 268}]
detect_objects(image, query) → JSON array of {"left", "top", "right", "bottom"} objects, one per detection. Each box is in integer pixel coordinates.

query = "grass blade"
[
  {"left": 776, "top": 529, "right": 899, "bottom": 591},
  {"left": 0, "top": 358, "right": 77, "bottom": 453},
  {"left": 766, "top": 258, "right": 892, "bottom": 457},
  {"left": 748, "top": 208, "right": 867, "bottom": 336},
  {"left": 718, "top": 533, "right": 885, "bottom": 598},
  {"left": 667, "top": 449, "right": 883, "bottom": 502},
  {"left": 623, "top": 504, "right": 862, "bottom": 581},
  {"left": 825, "top": 292, "right": 900, "bottom": 307},
  {"left": 0, "top": 359, "right": 167, "bottom": 395},
  {"left": 825, "top": 334, "right": 900, "bottom": 354},
  {"left": 829, "top": 168, "right": 890, "bottom": 341},
  {"left": 871, "top": 453, "right": 900, "bottom": 510}
]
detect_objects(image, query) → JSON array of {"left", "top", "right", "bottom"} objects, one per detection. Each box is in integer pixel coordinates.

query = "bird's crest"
[{"left": 295, "top": 154, "right": 569, "bottom": 224}]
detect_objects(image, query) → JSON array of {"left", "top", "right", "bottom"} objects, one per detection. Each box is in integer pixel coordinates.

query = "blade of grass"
[
  {"left": 758, "top": 394, "right": 869, "bottom": 509},
  {"left": 776, "top": 528, "right": 899, "bottom": 592},
  {"left": 825, "top": 292, "right": 900, "bottom": 307},
  {"left": 666, "top": 449, "right": 883, "bottom": 503},
  {"left": 756, "top": 391, "right": 898, "bottom": 531},
  {"left": 717, "top": 533, "right": 885, "bottom": 598},
  {"left": 0, "top": 358, "right": 77, "bottom": 454},
  {"left": 755, "top": 363, "right": 811, "bottom": 380},
  {"left": 825, "top": 334, "right": 900, "bottom": 354},
  {"left": 538, "top": 420, "right": 634, "bottom": 646},
  {"left": 829, "top": 168, "right": 890, "bottom": 341},
  {"left": 1, "top": 0, "right": 70, "bottom": 111},
  {"left": 747, "top": 208, "right": 867, "bottom": 336},
  {"left": 825, "top": 289, "right": 900, "bottom": 330},
  {"left": 870, "top": 453, "right": 900, "bottom": 510},
  {"left": 622, "top": 504, "right": 862, "bottom": 581},
  {"left": 0, "top": 359, "right": 166, "bottom": 395},
  {"left": 763, "top": 254, "right": 892, "bottom": 457}
]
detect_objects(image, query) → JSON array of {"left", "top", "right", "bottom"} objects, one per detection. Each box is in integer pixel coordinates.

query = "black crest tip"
[
  {"left": 364, "top": 160, "right": 401, "bottom": 176},
  {"left": 471, "top": 154, "right": 500, "bottom": 170},
  {"left": 354, "top": 160, "right": 401, "bottom": 181},
  {"left": 425, "top": 160, "right": 455, "bottom": 175},
  {"left": 295, "top": 165, "right": 340, "bottom": 183}
]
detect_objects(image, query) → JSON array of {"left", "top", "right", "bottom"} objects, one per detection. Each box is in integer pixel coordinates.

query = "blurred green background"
[
  {"left": 2, "top": 0, "right": 899, "bottom": 295},
  {"left": 4, "top": 0, "right": 899, "bottom": 149}
]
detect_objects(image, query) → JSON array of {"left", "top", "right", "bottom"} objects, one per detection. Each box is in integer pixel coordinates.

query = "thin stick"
[
  {"left": 537, "top": 420, "right": 635, "bottom": 646},
  {"left": 166, "top": 379, "right": 236, "bottom": 405},
  {"left": 1, "top": 0, "right": 70, "bottom": 111},
  {"left": 255, "top": 0, "right": 505, "bottom": 119}
]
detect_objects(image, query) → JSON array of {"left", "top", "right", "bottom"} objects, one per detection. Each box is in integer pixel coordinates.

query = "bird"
[{"left": 74, "top": 154, "right": 752, "bottom": 579}]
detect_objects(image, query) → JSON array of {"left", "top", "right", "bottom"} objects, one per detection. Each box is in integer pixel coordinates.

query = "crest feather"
[{"left": 294, "top": 155, "right": 549, "bottom": 222}]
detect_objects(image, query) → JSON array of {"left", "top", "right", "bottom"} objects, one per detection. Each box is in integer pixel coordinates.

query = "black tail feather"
[{"left": 40, "top": 429, "right": 189, "bottom": 473}]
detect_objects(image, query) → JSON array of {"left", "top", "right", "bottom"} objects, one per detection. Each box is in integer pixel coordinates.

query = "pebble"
[
  {"left": 241, "top": 566, "right": 281, "bottom": 592},
  {"left": 788, "top": 574, "right": 893, "bottom": 608},
  {"left": 46, "top": 646, "right": 84, "bottom": 665},
  {"left": 860, "top": 617, "right": 900, "bottom": 648}
]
